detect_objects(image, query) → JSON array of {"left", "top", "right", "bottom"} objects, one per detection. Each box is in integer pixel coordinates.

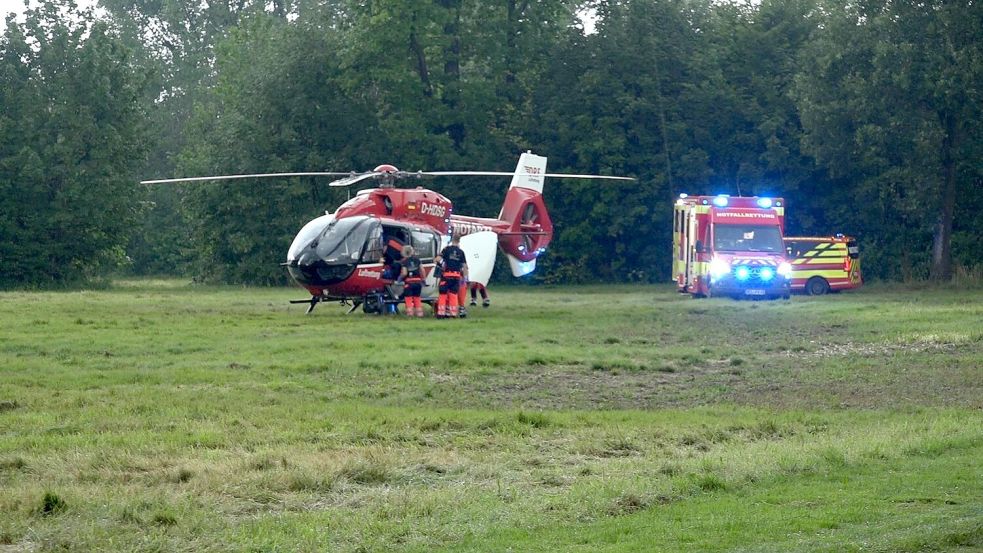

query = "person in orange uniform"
[
  {"left": 435, "top": 235, "right": 468, "bottom": 318},
  {"left": 399, "top": 245, "right": 425, "bottom": 317}
]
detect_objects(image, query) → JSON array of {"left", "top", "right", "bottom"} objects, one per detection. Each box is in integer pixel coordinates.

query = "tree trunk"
[
  {"left": 408, "top": 18, "right": 433, "bottom": 98},
  {"left": 930, "top": 112, "right": 957, "bottom": 281},
  {"left": 440, "top": 0, "right": 464, "bottom": 149}
]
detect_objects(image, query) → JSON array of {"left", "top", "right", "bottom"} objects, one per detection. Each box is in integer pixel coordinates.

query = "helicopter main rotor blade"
[
  {"left": 543, "top": 173, "right": 635, "bottom": 181},
  {"left": 328, "top": 172, "right": 383, "bottom": 187},
  {"left": 140, "top": 172, "right": 352, "bottom": 185},
  {"left": 417, "top": 171, "right": 516, "bottom": 177},
  {"left": 417, "top": 171, "right": 634, "bottom": 181}
]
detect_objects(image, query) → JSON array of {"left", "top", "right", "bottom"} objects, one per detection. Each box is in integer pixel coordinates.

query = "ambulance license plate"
[{"left": 745, "top": 289, "right": 766, "bottom": 296}]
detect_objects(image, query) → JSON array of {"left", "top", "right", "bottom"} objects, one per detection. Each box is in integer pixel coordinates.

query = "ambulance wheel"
[{"left": 806, "top": 277, "right": 830, "bottom": 296}]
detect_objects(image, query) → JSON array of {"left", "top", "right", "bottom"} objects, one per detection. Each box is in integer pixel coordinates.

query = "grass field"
[{"left": 1, "top": 281, "right": 981, "bottom": 552}]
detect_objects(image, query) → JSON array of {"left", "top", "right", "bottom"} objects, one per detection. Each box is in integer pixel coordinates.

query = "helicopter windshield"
[
  {"left": 312, "top": 216, "right": 381, "bottom": 264},
  {"left": 288, "top": 214, "right": 334, "bottom": 261}
]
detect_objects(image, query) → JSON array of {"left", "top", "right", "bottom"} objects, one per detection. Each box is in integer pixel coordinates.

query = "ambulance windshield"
[{"left": 713, "top": 225, "right": 784, "bottom": 253}]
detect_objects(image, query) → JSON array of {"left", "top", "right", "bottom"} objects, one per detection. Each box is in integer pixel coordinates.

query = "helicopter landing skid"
[{"left": 290, "top": 295, "right": 322, "bottom": 314}]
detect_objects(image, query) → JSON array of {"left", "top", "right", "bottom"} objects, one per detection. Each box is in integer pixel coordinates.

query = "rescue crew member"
[
  {"left": 379, "top": 233, "right": 405, "bottom": 281},
  {"left": 399, "top": 245, "right": 425, "bottom": 317},
  {"left": 435, "top": 235, "right": 468, "bottom": 318},
  {"left": 458, "top": 274, "right": 470, "bottom": 318},
  {"left": 469, "top": 282, "right": 490, "bottom": 307}
]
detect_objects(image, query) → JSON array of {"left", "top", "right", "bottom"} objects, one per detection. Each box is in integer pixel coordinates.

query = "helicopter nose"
[
  {"left": 295, "top": 250, "right": 320, "bottom": 268},
  {"left": 285, "top": 250, "right": 356, "bottom": 287}
]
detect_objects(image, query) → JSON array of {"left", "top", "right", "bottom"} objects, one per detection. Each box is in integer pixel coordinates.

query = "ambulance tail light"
[
  {"left": 777, "top": 262, "right": 793, "bottom": 278},
  {"left": 844, "top": 256, "right": 851, "bottom": 272}
]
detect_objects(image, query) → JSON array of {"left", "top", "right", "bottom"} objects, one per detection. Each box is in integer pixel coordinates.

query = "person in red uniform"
[
  {"left": 469, "top": 282, "right": 490, "bottom": 307},
  {"left": 435, "top": 235, "right": 468, "bottom": 318},
  {"left": 399, "top": 245, "right": 425, "bottom": 317}
]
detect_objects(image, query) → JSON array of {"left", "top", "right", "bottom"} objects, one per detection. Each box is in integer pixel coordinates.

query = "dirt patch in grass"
[
  {"left": 802, "top": 341, "right": 961, "bottom": 357},
  {"left": 453, "top": 364, "right": 744, "bottom": 410},
  {"left": 440, "top": 337, "right": 982, "bottom": 411}
]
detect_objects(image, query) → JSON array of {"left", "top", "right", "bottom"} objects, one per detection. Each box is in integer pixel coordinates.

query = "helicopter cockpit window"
[
  {"left": 411, "top": 230, "right": 437, "bottom": 260},
  {"left": 288, "top": 214, "right": 334, "bottom": 260},
  {"left": 313, "top": 216, "right": 381, "bottom": 264}
]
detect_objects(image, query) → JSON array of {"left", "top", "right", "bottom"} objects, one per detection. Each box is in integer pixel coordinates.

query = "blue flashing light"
[
  {"left": 735, "top": 266, "right": 750, "bottom": 281},
  {"left": 712, "top": 196, "right": 729, "bottom": 208},
  {"left": 701, "top": 199, "right": 709, "bottom": 205},
  {"left": 679, "top": 193, "right": 688, "bottom": 199},
  {"left": 756, "top": 197, "right": 773, "bottom": 209},
  {"left": 760, "top": 268, "right": 774, "bottom": 281}
]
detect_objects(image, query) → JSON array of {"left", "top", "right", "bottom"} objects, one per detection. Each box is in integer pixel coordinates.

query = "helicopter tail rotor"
[{"left": 494, "top": 152, "right": 554, "bottom": 276}]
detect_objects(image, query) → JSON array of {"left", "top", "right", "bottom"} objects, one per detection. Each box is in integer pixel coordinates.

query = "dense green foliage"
[
  {"left": 1, "top": 0, "right": 980, "bottom": 287},
  {"left": 0, "top": 2, "right": 147, "bottom": 286},
  {"left": 1, "top": 282, "right": 980, "bottom": 549}
]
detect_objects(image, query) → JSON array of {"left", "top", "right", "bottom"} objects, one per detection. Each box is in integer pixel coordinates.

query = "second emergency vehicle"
[
  {"left": 673, "top": 195, "right": 792, "bottom": 299},
  {"left": 784, "top": 235, "right": 862, "bottom": 295}
]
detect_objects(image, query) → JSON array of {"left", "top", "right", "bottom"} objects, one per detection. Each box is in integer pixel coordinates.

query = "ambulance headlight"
[
  {"left": 778, "top": 262, "right": 792, "bottom": 278},
  {"left": 735, "top": 266, "right": 750, "bottom": 281},
  {"left": 710, "top": 259, "right": 730, "bottom": 279},
  {"left": 760, "top": 267, "right": 774, "bottom": 281},
  {"left": 756, "top": 197, "right": 773, "bottom": 208}
]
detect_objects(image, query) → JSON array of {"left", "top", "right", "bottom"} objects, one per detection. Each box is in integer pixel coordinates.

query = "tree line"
[{"left": 1, "top": 0, "right": 980, "bottom": 288}]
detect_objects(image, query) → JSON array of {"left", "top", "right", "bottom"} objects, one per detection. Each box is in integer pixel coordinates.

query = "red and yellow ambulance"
[
  {"left": 673, "top": 195, "right": 792, "bottom": 299},
  {"left": 783, "top": 235, "right": 862, "bottom": 295}
]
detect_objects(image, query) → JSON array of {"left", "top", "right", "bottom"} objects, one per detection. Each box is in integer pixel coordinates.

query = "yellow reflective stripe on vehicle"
[
  {"left": 793, "top": 269, "right": 848, "bottom": 278},
  {"left": 806, "top": 258, "right": 843, "bottom": 264},
  {"left": 817, "top": 251, "right": 846, "bottom": 257},
  {"left": 791, "top": 258, "right": 810, "bottom": 265},
  {"left": 814, "top": 243, "right": 830, "bottom": 250},
  {"left": 803, "top": 250, "right": 818, "bottom": 257}
]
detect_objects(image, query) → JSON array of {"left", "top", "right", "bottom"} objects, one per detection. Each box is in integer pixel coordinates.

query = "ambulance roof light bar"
[{"left": 712, "top": 195, "right": 729, "bottom": 207}]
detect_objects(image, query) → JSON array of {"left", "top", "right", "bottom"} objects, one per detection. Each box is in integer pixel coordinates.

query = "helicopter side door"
[{"left": 410, "top": 229, "right": 440, "bottom": 299}]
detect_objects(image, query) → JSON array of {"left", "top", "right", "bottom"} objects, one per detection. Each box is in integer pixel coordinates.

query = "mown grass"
[{"left": 0, "top": 280, "right": 980, "bottom": 551}]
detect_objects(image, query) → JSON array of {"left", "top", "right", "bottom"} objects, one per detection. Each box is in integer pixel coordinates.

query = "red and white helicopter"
[{"left": 142, "top": 152, "right": 632, "bottom": 313}]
